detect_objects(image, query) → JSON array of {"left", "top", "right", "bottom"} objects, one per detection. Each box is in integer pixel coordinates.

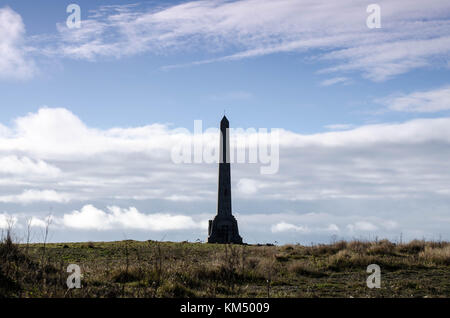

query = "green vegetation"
[{"left": 1, "top": 235, "right": 449, "bottom": 298}]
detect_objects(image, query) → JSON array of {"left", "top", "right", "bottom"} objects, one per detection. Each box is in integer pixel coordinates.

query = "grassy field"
[{"left": 1, "top": 237, "right": 449, "bottom": 298}]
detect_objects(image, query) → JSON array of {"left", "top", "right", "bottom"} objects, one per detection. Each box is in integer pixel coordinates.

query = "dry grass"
[
  {"left": 288, "top": 260, "right": 327, "bottom": 278},
  {"left": 1, "top": 236, "right": 449, "bottom": 298},
  {"left": 419, "top": 245, "right": 450, "bottom": 265}
]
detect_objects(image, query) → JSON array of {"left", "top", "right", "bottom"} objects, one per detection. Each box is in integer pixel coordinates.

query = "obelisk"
[{"left": 208, "top": 116, "right": 243, "bottom": 244}]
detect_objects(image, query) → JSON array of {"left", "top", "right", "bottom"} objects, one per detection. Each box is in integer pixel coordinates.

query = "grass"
[{"left": 0, "top": 236, "right": 449, "bottom": 298}]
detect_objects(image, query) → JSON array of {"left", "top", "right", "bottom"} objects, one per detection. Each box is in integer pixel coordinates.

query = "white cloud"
[
  {"left": 164, "top": 195, "right": 205, "bottom": 202},
  {"left": 0, "top": 156, "right": 60, "bottom": 176},
  {"left": 0, "top": 123, "right": 10, "bottom": 136},
  {"left": 0, "top": 0, "right": 446, "bottom": 82},
  {"left": 324, "top": 124, "right": 354, "bottom": 131},
  {"left": 347, "top": 221, "right": 378, "bottom": 232},
  {"left": 270, "top": 220, "right": 340, "bottom": 234},
  {"left": 23, "top": 0, "right": 446, "bottom": 81},
  {"left": 0, "top": 213, "right": 18, "bottom": 229},
  {"left": 1, "top": 107, "right": 450, "bottom": 241},
  {"left": 2, "top": 107, "right": 450, "bottom": 204},
  {"left": 0, "top": 7, "right": 36, "bottom": 80},
  {"left": 2, "top": 107, "right": 175, "bottom": 159},
  {"left": 381, "top": 86, "right": 450, "bottom": 113},
  {"left": 0, "top": 209, "right": 414, "bottom": 243},
  {"left": 0, "top": 1, "right": 446, "bottom": 82},
  {"left": 320, "top": 77, "right": 350, "bottom": 87},
  {"left": 271, "top": 222, "right": 309, "bottom": 233},
  {"left": 381, "top": 220, "right": 398, "bottom": 230},
  {"left": 278, "top": 117, "right": 450, "bottom": 147},
  {"left": 237, "top": 178, "right": 260, "bottom": 195},
  {"left": 29, "top": 217, "right": 48, "bottom": 228},
  {"left": 0, "top": 190, "right": 71, "bottom": 204},
  {"left": 62, "top": 204, "right": 205, "bottom": 231},
  {"left": 319, "top": 36, "right": 450, "bottom": 82},
  {"left": 327, "top": 224, "right": 340, "bottom": 232}
]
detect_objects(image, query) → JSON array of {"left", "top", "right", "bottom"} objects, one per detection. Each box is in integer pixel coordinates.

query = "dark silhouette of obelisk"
[{"left": 208, "top": 116, "right": 243, "bottom": 244}]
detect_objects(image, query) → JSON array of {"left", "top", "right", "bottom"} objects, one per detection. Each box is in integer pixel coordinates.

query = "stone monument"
[{"left": 208, "top": 116, "right": 243, "bottom": 244}]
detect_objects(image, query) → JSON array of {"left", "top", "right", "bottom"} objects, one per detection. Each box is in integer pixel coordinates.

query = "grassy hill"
[{"left": 1, "top": 237, "right": 449, "bottom": 298}]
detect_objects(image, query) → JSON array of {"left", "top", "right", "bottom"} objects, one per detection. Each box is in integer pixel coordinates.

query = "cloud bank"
[
  {"left": 61, "top": 205, "right": 206, "bottom": 231},
  {"left": 0, "top": 7, "right": 36, "bottom": 79},
  {"left": 0, "top": 104, "right": 449, "bottom": 242},
  {"left": 381, "top": 86, "right": 450, "bottom": 113},
  {"left": 3, "top": 0, "right": 450, "bottom": 81}
]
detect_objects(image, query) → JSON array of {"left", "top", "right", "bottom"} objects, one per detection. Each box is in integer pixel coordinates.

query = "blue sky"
[
  {"left": 2, "top": 0, "right": 449, "bottom": 131},
  {"left": 0, "top": 0, "right": 450, "bottom": 244}
]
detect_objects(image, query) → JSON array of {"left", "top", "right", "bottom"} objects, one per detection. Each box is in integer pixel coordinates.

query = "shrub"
[
  {"left": 327, "top": 250, "right": 377, "bottom": 271},
  {"left": 419, "top": 246, "right": 450, "bottom": 265},
  {"left": 288, "top": 261, "right": 327, "bottom": 278},
  {"left": 246, "top": 257, "right": 259, "bottom": 270},
  {"left": 275, "top": 254, "right": 289, "bottom": 262},
  {"left": 158, "top": 281, "right": 196, "bottom": 298},
  {"left": 367, "top": 240, "right": 396, "bottom": 255},
  {"left": 347, "top": 240, "right": 370, "bottom": 254},
  {"left": 398, "top": 240, "right": 425, "bottom": 254},
  {"left": 112, "top": 267, "right": 144, "bottom": 283}
]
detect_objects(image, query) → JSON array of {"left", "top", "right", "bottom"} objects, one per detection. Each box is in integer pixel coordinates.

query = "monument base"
[{"left": 208, "top": 215, "right": 243, "bottom": 244}]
